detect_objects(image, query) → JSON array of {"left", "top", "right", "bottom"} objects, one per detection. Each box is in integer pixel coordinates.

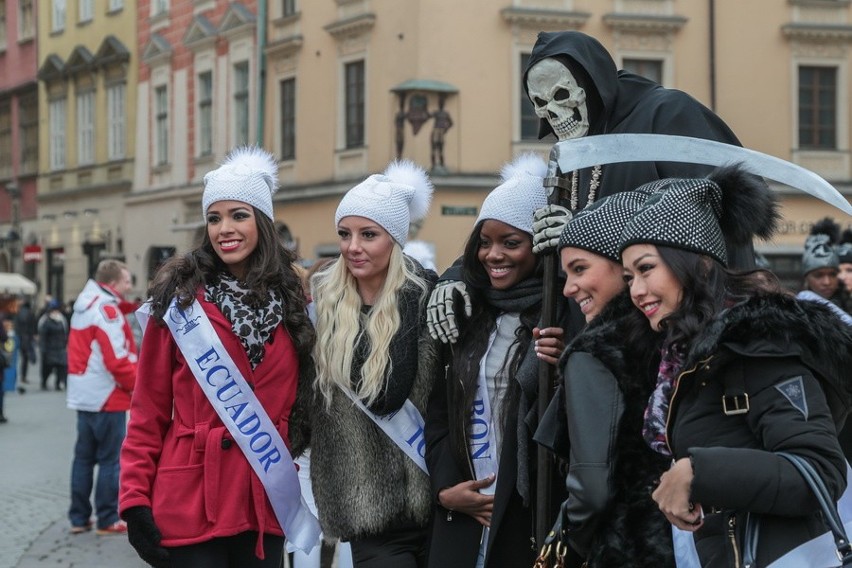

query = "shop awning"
[{"left": 0, "top": 272, "right": 37, "bottom": 295}]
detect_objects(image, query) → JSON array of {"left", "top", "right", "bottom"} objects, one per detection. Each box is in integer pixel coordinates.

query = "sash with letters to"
[
  {"left": 159, "top": 298, "right": 321, "bottom": 553},
  {"left": 340, "top": 388, "right": 428, "bottom": 474}
]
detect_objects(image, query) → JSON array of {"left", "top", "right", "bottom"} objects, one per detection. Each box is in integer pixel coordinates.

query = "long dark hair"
[
  {"left": 655, "top": 246, "right": 783, "bottom": 351},
  {"left": 447, "top": 221, "right": 543, "bottom": 473},
  {"left": 147, "top": 207, "right": 315, "bottom": 361}
]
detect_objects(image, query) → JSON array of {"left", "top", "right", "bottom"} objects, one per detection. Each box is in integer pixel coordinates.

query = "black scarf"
[
  {"left": 350, "top": 278, "right": 427, "bottom": 415},
  {"left": 483, "top": 276, "right": 554, "bottom": 505}
]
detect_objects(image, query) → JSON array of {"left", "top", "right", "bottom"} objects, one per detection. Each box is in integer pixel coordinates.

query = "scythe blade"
[{"left": 548, "top": 134, "right": 852, "bottom": 216}]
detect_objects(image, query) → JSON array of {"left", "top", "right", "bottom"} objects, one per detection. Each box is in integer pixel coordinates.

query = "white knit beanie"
[
  {"left": 476, "top": 153, "right": 548, "bottom": 235},
  {"left": 202, "top": 146, "right": 278, "bottom": 220},
  {"left": 335, "top": 160, "right": 433, "bottom": 246}
]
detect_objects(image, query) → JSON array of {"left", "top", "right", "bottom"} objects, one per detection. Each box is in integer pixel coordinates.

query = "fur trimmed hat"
[
  {"left": 335, "top": 160, "right": 433, "bottom": 246},
  {"left": 476, "top": 153, "right": 548, "bottom": 235},
  {"left": 202, "top": 146, "right": 278, "bottom": 220},
  {"left": 802, "top": 218, "right": 841, "bottom": 275},
  {"left": 619, "top": 165, "right": 780, "bottom": 267},
  {"left": 558, "top": 185, "right": 658, "bottom": 261}
]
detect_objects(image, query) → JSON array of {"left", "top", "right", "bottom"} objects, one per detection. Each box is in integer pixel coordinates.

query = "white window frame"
[
  {"left": 18, "top": 0, "right": 33, "bottom": 39},
  {"left": 78, "top": 0, "right": 92, "bottom": 22},
  {"left": 279, "top": 76, "right": 296, "bottom": 160},
  {"left": 51, "top": 0, "right": 65, "bottom": 32},
  {"left": 0, "top": 0, "right": 6, "bottom": 50},
  {"left": 49, "top": 97, "right": 67, "bottom": 170},
  {"left": 152, "top": 0, "right": 167, "bottom": 16},
  {"left": 108, "top": 0, "right": 122, "bottom": 12},
  {"left": 154, "top": 85, "right": 169, "bottom": 166},
  {"left": 233, "top": 61, "right": 250, "bottom": 147},
  {"left": 77, "top": 90, "right": 95, "bottom": 165},
  {"left": 107, "top": 83, "right": 126, "bottom": 160},
  {"left": 343, "top": 59, "right": 365, "bottom": 149},
  {"left": 197, "top": 71, "right": 213, "bottom": 157}
]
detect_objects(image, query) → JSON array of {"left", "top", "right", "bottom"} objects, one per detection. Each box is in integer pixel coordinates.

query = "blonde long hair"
[{"left": 311, "top": 246, "right": 428, "bottom": 409}]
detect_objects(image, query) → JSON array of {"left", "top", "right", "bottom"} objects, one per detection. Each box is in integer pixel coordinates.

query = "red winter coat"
[{"left": 119, "top": 294, "right": 299, "bottom": 553}]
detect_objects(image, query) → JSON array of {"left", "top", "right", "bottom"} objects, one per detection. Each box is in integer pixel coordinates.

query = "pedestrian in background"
[
  {"left": 13, "top": 299, "right": 36, "bottom": 384},
  {"left": 291, "top": 160, "right": 438, "bottom": 568},
  {"left": 120, "top": 146, "right": 314, "bottom": 568},
  {"left": 37, "top": 299, "right": 68, "bottom": 391},
  {"left": 67, "top": 259, "right": 138, "bottom": 536},
  {"left": 0, "top": 317, "right": 13, "bottom": 423}
]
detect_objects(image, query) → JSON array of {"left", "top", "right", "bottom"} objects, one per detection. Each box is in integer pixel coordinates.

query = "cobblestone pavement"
[{"left": 0, "top": 366, "right": 146, "bottom": 568}]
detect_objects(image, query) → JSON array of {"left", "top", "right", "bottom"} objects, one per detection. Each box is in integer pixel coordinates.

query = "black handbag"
[{"left": 743, "top": 451, "right": 852, "bottom": 567}]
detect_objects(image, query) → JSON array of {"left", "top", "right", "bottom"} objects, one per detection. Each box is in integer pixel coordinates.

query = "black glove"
[{"left": 123, "top": 506, "right": 171, "bottom": 568}]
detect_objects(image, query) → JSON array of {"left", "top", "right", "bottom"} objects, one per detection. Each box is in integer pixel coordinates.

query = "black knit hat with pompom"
[{"left": 619, "top": 164, "right": 780, "bottom": 267}]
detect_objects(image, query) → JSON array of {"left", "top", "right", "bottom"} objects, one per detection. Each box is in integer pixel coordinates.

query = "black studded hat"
[
  {"left": 619, "top": 165, "right": 780, "bottom": 267},
  {"left": 558, "top": 185, "right": 659, "bottom": 261}
]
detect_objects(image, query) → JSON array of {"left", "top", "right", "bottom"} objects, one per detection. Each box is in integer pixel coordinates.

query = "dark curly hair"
[{"left": 147, "top": 208, "right": 314, "bottom": 364}]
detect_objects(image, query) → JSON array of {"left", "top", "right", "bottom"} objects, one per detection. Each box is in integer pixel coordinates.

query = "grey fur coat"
[{"left": 291, "top": 330, "right": 439, "bottom": 541}]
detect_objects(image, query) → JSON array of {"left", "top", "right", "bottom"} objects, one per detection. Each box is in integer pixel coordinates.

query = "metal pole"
[{"left": 535, "top": 153, "right": 571, "bottom": 548}]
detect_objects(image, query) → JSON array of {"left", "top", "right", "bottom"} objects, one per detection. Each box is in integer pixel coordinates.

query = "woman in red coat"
[{"left": 119, "top": 146, "right": 315, "bottom": 567}]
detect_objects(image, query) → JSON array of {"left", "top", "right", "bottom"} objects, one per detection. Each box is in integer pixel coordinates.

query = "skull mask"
[{"left": 526, "top": 58, "right": 590, "bottom": 141}]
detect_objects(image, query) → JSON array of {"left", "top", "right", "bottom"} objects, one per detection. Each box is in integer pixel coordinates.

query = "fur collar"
[
  {"left": 564, "top": 291, "right": 662, "bottom": 380},
  {"left": 688, "top": 293, "right": 852, "bottom": 411}
]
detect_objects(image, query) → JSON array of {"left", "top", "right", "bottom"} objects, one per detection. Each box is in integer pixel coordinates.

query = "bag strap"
[
  {"left": 743, "top": 511, "right": 760, "bottom": 567},
  {"left": 777, "top": 451, "right": 852, "bottom": 566}
]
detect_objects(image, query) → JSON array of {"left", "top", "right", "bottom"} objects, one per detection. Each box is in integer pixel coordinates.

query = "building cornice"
[
  {"left": 788, "top": 0, "right": 851, "bottom": 8},
  {"left": 37, "top": 54, "right": 66, "bottom": 82},
  {"left": 266, "top": 34, "right": 303, "bottom": 58},
  {"left": 500, "top": 7, "right": 590, "bottom": 29},
  {"left": 95, "top": 36, "right": 130, "bottom": 68},
  {"left": 219, "top": 2, "right": 257, "bottom": 39},
  {"left": 142, "top": 33, "right": 173, "bottom": 66},
  {"left": 782, "top": 22, "right": 852, "bottom": 42},
  {"left": 324, "top": 13, "right": 376, "bottom": 39},
  {"left": 183, "top": 15, "right": 218, "bottom": 51},
  {"left": 602, "top": 13, "right": 688, "bottom": 33},
  {"left": 37, "top": 179, "right": 132, "bottom": 202}
]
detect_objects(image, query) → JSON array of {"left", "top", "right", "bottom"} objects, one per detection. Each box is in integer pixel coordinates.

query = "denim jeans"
[{"left": 68, "top": 410, "right": 126, "bottom": 529}]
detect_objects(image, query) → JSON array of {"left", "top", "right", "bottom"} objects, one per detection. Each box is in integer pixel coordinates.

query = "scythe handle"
[{"left": 535, "top": 167, "right": 572, "bottom": 548}]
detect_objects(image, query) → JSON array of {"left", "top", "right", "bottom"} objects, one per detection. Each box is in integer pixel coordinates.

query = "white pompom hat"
[
  {"left": 476, "top": 153, "right": 548, "bottom": 235},
  {"left": 202, "top": 146, "right": 278, "bottom": 220},
  {"left": 335, "top": 160, "right": 434, "bottom": 246}
]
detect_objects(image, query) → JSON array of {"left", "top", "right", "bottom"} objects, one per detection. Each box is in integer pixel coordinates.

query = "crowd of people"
[{"left": 0, "top": 29, "right": 850, "bottom": 568}]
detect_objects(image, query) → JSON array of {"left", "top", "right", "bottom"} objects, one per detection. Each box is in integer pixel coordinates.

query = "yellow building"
[
  {"left": 117, "top": 0, "right": 852, "bottom": 297},
  {"left": 35, "top": 0, "right": 137, "bottom": 300},
  {"left": 258, "top": 0, "right": 852, "bottom": 280}
]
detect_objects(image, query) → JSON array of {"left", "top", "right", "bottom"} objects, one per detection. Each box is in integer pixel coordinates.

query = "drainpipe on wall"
[
  {"left": 256, "top": 0, "right": 267, "bottom": 145},
  {"left": 709, "top": 0, "right": 717, "bottom": 111}
]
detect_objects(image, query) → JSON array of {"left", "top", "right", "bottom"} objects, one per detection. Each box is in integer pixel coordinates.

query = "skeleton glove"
[
  {"left": 426, "top": 280, "right": 472, "bottom": 344},
  {"left": 532, "top": 204, "right": 572, "bottom": 255},
  {"left": 124, "top": 506, "right": 170, "bottom": 568}
]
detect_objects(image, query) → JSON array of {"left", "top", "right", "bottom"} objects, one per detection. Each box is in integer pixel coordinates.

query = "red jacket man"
[{"left": 67, "top": 259, "right": 138, "bottom": 535}]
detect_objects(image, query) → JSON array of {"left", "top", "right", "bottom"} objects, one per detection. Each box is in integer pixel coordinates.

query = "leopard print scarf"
[{"left": 205, "top": 272, "right": 284, "bottom": 369}]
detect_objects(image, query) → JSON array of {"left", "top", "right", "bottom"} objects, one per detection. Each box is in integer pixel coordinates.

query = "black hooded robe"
[{"left": 523, "top": 31, "right": 756, "bottom": 268}]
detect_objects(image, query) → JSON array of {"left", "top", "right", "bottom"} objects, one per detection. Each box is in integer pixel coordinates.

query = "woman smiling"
[
  {"left": 619, "top": 166, "right": 852, "bottom": 567},
  {"left": 546, "top": 190, "right": 673, "bottom": 567}
]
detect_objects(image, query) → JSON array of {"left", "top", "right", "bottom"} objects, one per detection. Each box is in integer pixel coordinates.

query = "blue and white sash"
[
  {"left": 340, "top": 388, "right": 428, "bottom": 474},
  {"left": 161, "top": 298, "right": 321, "bottom": 553},
  {"left": 470, "top": 326, "right": 500, "bottom": 496}
]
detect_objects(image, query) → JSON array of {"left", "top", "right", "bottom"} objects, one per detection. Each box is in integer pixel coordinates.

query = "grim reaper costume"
[{"left": 524, "top": 31, "right": 760, "bottom": 269}]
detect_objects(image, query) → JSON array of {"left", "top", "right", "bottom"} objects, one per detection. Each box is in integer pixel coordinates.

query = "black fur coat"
[{"left": 559, "top": 291, "right": 674, "bottom": 567}]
